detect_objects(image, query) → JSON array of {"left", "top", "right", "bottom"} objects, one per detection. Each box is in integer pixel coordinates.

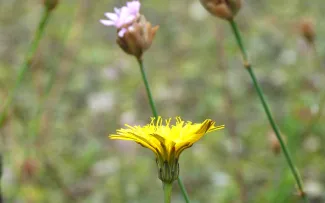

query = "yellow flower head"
[{"left": 110, "top": 116, "right": 224, "bottom": 183}]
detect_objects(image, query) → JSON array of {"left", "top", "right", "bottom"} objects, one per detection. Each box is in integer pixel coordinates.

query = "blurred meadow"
[{"left": 1, "top": 0, "right": 325, "bottom": 202}]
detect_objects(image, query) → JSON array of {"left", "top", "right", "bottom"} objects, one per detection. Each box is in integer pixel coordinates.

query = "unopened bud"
[
  {"left": 42, "top": 0, "right": 59, "bottom": 11},
  {"left": 199, "top": 0, "right": 242, "bottom": 20},
  {"left": 156, "top": 158, "right": 179, "bottom": 184},
  {"left": 117, "top": 15, "right": 159, "bottom": 60},
  {"left": 299, "top": 18, "right": 315, "bottom": 44},
  {"left": 21, "top": 159, "right": 39, "bottom": 181}
]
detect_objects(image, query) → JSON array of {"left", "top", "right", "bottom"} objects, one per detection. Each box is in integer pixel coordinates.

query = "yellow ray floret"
[{"left": 109, "top": 116, "right": 224, "bottom": 162}]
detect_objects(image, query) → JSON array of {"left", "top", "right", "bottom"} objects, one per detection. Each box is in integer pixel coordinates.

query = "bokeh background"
[{"left": 1, "top": 0, "right": 325, "bottom": 202}]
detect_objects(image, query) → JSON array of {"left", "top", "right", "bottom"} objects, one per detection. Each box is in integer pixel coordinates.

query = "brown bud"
[
  {"left": 117, "top": 15, "right": 159, "bottom": 60},
  {"left": 42, "top": 0, "right": 59, "bottom": 11},
  {"left": 299, "top": 18, "right": 315, "bottom": 44},
  {"left": 21, "top": 159, "right": 39, "bottom": 181},
  {"left": 199, "top": 0, "right": 242, "bottom": 20},
  {"left": 268, "top": 131, "right": 286, "bottom": 155}
]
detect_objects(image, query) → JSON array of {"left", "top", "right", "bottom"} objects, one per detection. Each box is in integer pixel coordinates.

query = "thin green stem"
[
  {"left": 27, "top": 65, "right": 58, "bottom": 141},
  {"left": 27, "top": 8, "right": 78, "bottom": 142},
  {"left": 0, "top": 8, "right": 52, "bottom": 202},
  {"left": 137, "top": 59, "right": 190, "bottom": 203},
  {"left": 229, "top": 19, "right": 308, "bottom": 202},
  {"left": 163, "top": 183, "right": 173, "bottom": 203},
  {"left": 177, "top": 177, "right": 190, "bottom": 203},
  {"left": 0, "top": 9, "right": 52, "bottom": 126},
  {"left": 137, "top": 59, "right": 158, "bottom": 118},
  {"left": 0, "top": 154, "right": 2, "bottom": 202}
]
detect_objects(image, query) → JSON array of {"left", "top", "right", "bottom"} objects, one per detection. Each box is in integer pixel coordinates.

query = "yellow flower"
[{"left": 110, "top": 117, "right": 224, "bottom": 183}]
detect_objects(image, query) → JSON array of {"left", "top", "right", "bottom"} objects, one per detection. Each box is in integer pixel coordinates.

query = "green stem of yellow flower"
[
  {"left": 163, "top": 182, "right": 173, "bottom": 203},
  {"left": 0, "top": 9, "right": 52, "bottom": 126},
  {"left": 137, "top": 59, "right": 190, "bottom": 203},
  {"left": 228, "top": 19, "right": 308, "bottom": 203}
]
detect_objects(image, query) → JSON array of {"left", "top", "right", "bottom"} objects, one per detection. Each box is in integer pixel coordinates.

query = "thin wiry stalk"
[
  {"left": 137, "top": 59, "right": 191, "bottom": 203},
  {"left": 216, "top": 25, "right": 247, "bottom": 203},
  {"left": 27, "top": 5, "right": 79, "bottom": 142},
  {"left": 0, "top": 9, "right": 52, "bottom": 126},
  {"left": 0, "top": 8, "right": 53, "bottom": 202},
  {"left": 228, "top": 19, "right": 309, "bottom": 203}
]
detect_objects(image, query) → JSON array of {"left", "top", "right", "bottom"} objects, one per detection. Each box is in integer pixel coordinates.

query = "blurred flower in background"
[
  {"left": 199, "top": 0, "right": 242, "bottom": 20},
  {"left": 87, "top": 92, "right": 115, "bottom": 113}
]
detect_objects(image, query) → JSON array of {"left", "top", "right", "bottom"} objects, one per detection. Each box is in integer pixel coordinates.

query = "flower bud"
[
  {"left": 116, "top": 15, "right": 159, "bottom": 60},
  {"left": 156, "top": 158, "right": 179, "bottom": 184},
  {"left": 42, "top": 0, "right": 59, "bottom": 11},
  {"left": 199, "top": 0, "right": 242, "bottom": 20},
  {"left": 21, "top": 158, "right": 39, "bottom": 181},
  {"left": 299, "top": 18, "right": 315, "bottom": 44}
]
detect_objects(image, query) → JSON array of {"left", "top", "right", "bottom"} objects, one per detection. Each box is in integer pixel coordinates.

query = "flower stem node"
[
  {"left": 117, "top": 15, "right": 159, "bottom": 60},
  {"left": 199, "top": 0, "right": 242, "bottom": 20},
  {"left": 42, "top": 0, "right": 59, "bottom": 11}
]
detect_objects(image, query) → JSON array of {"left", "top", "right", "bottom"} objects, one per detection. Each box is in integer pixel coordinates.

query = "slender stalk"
[
  {"left": 27, "top": 8, "right": 78, "bottom": 142},
  {"left": 0, "top": 8, "right": 52, "bottom": 202},
  {"left": 27, "top": 64, "right": 58, "bottom": 141},
  {"left": 0, "top": 9, "right": 52, "bottom": 126},
  {"left": 163, "top": 183, "right": 173, "bottom": 203},
  {"left": 137, "top": 59, "right": 190, "bottom": 203},
  {"left": 228, "top": 19, "right": 308, "bottom": 202},
  {"left": 177, "top": 177, "right": 190, "bottom": 203},
  {"left": 137, "top": 59, "right": 158, "bottom": 118},
  {"left": 0, "top": 154, "right": 2, "bottom": 202},
  {"left": 216, "top": 25, "right": 247, "bottom": 203}
]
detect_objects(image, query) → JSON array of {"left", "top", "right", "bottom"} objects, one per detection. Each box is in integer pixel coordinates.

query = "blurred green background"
[{"left": 1, "top": 0, "right": 325, "bottom": 202}]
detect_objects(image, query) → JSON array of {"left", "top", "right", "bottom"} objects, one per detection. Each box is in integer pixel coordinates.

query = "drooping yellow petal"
[{"left": 110, "top": 133, "right": 159, "bottom": 155}]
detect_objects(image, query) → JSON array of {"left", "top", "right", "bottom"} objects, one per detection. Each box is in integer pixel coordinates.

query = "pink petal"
[
  {"left": 117, "top": 7, "right": 132, "bottom": 27},
  {"left": 128, "top": 26, "right": 135, "bottom": 32},
  {"left": 114, "top": 7, "right": 120, "bottom": 14},
  {"left": 118, "top": 28, "right": 127, "bottom": 37},
  {"left": 126, "top": 1, "right": 141, "bottom": 15},
  {"left": 105, "top": 12, "right": 118, "bottom": 21},
  {"left": 124, "top": 15, "right": 135, "bottom": 24},
  {"left": 100, "top": 19, "right": 115, "bottom": 26}
]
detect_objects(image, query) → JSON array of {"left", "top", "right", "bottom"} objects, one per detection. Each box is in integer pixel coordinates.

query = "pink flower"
[{"left": 100, "top": 1, "right": 141, "bottom": 37}]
